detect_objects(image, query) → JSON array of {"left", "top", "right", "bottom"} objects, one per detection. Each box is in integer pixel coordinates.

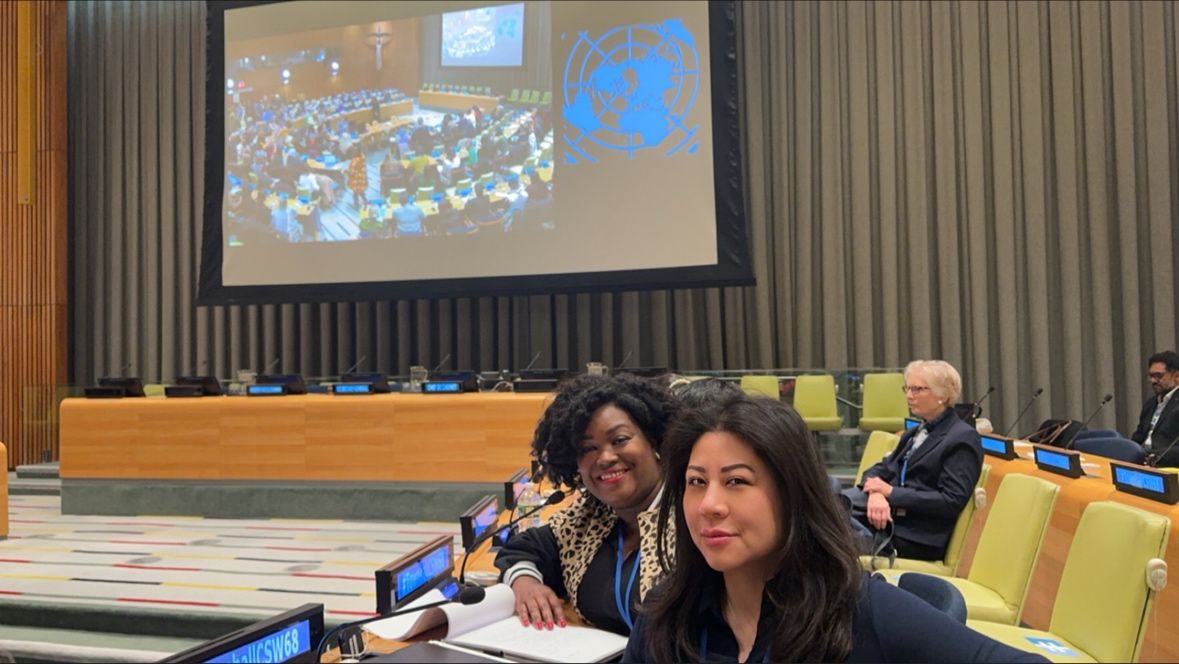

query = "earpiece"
[{"left": 1147, "top": 558, "right": 1168, "bottom": 592}]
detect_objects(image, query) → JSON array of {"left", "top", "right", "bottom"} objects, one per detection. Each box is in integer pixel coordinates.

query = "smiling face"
[
  {"left": 576, "top": 404, "right": 663, "bottom": 514},
  {"left": 683, "top": 431, "right": 782, "bottom": 579}
]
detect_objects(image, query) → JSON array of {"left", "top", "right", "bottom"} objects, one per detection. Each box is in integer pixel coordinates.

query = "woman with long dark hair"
[{"left": 625, "top": 396, "right": 1045, "bottom": 663}]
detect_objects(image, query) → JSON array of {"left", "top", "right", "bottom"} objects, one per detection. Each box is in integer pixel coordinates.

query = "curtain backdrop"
[{"left": 68, "top": 0, "right": 1179, "bottom": 435}]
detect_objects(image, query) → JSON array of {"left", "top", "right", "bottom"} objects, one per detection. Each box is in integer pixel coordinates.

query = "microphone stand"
[
  {"left": 1148, "top": 430, "right": 1179, "bottom": 467},
  {"left": 1002, "top": 388, "right": 1044, "bottom": 437},
  {"left": 1063, "top": 394, "right": 1113, "bottom": 449},
  {"left": 457, "top": 490, "right": 565, "bottom": 586}
]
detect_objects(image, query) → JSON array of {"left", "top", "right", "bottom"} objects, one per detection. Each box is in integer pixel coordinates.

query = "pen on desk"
[{"left": 426, "top": 640, "right": 513, "bottom": 662}]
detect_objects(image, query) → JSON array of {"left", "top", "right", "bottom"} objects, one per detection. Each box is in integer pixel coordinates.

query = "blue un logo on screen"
[{"left": 561, "top": 19, "right": 701, "bottom": 163}]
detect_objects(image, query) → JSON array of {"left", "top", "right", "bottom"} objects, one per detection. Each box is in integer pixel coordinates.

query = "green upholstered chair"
[
  {"left": 855, "top": 431, "right": 901, "bottom": 484},
  {"left": 540, "top": 90, "right": 552, "bottom": 106},
  {"left": 793, "top": 375, "right": 842, "bottom": 432},
  {"left": 885, "top": 473, "right": 1059, "bottom": 625},
  {"left": 144, "top": 383, "right": 166, "bottom": 398},
  {"left": 861, "top": 465, "right": 991, "bottom": 576},
  {"left": 967, "top": 501, "right": 1170, "bottom": 662},
  {"left": 507, "top": 89, "right": 521, "bottom": 103},
  {"left": 858, "top": 373, "right": 909, "bottom": 432},
  {"left": 739, "top": 375, "right": 779, "bottom": 399}
]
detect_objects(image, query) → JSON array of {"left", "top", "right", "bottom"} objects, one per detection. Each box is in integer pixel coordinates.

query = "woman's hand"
[
  {"left": 510, "top": 576, "right": 567, "bottom": 630},
  {"left": 866, "top": 491, "right": 892, "bottom": 530},
  {"left": 862, "top": 476, "right": 894, "bottom": 497}
]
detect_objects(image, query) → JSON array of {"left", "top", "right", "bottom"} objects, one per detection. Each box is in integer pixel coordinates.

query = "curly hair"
[{"left": 532, "top": 373, "right": 678, "bottom": 488}]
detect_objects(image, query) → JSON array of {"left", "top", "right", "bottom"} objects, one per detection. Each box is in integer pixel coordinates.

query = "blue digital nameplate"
[
  {"left": 247, "top": 384, "right": 286, "bottom": 396},
  {"left": 1033, "top": 445, "right": 1083, "bottom": 478},
  {"left": 980, "top": 435, "right": 1018, "bottom": 460},
  {"left": 904, "top": 418, "right": 920, "bottom": 430},
  {"left": 332, "top": 383, "right": 373, "bottom": 395},
  {"left": 204, "top": 619, "right": 311, "bottom": 664},
  {"left": 395, "top": 545, "right": 452, "bottom": 603},
  {"left": 423, "top": 381, "right": 462, "bottom": 393},
  {"left": 1110, "top": 461, "right": 1179, "bottom": 504}
]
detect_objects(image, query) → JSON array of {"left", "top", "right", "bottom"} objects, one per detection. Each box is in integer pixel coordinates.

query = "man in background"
[{"left": 1131, "top": 351, "right": 1179, "bottom": 466}]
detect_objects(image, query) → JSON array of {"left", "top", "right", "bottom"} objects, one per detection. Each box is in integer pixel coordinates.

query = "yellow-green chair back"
[
  {"left": 859, "top": 373, "right": 908, "bottom": 432},
  {"left": 739, "top": 375, "right": 779, "bottom": 399},
  {"left": 1051, "top": 501, "right": 1170, "bottom": 662},
  {"left": 793, "top": 375, "right": 842, "bottom": 432},
  {"left": 855, "top": 431, "right": 900, "bottom": 484},
  {"left": 968, "top": 501, "right": 1171, "bottom": 663},
  {"left": 144, "top": 383, "right": 166, "bottom": 398},
  {"left": 961, "top": 474, "right": 1060, "bottom": 624}
]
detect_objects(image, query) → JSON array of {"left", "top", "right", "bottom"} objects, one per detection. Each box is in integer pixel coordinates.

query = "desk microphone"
[
  {"left": 431, "top": 354, "right": 452, "bottom": 373},
  {"left": 521, "top": 351, "right": 542, "bottom": 373},
  {"left": 1064, "top": 394, "right": 1114, "bottom": 449},
  {"left": 457, "top": 489, "right": 565, "bottom": 586},
  {"left": 1002, "top": 387, "right": 1044, "bottom": 437},
  {"left": 1147, "top": 430, "right": 1179, "bottom": 467},
  {"left": 314, "top": 584, "right": 486, "bottom": 658},
  {"left": 342, "top": 354, "right": 367, "bottom": 375},
  {"left": 615, "top": 351, "right": 633, "bottom": 371},
  {"left": 264, "top": 357, "right": 281, "bottom": 374},
  {"left": 969, "top": 386, "right": 996, "bottom": 418}
]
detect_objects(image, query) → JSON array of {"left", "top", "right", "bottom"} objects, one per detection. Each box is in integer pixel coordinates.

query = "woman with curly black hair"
[{"left": 494, "top": 373, "right": 678, "bottom": 636}]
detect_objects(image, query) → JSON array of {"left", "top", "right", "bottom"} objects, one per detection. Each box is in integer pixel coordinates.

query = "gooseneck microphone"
[
  {"left": 615, "top": 351, "right": 633, "bottom": 371},
  {"left": 969, "top": 386, "right": 996, "bottom": 419},
  {"left": 431, "top": 354, "right": 452, "bottom": 373},
  {"left": 342, "top": 354, "right": 367, "bottom": 375},
  {"left": 314, "top": 584, "right": 486, "bottom": 658},
  {"left": 457, "top": 490, "right": 566, "bottom": 586},
  {"left": 263, "top": 357, "right": 281, "bottom": 374},
  {"left": 1064, "top": 394, "right": 1114, "bottom": 449},
  {"left": 521, "top": 351, "right": 542, "bottom": 373},
  {"left": 1147, "top": 430, "right": 1179, "bottom": 468},
  {"left": 1003, "top": 387, "right": 1044, "bottom": 437}
]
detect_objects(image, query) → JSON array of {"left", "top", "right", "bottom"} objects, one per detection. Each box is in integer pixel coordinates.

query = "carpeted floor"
[{"left": 1, "top": 494, "right": 461, "bottom": 622}]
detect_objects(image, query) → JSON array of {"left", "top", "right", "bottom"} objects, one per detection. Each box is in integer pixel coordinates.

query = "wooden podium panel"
[{"left": 60, "top": 393, "right": 552, "bottom": 483}]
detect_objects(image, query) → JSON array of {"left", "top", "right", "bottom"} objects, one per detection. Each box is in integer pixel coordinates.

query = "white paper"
[
  {"left": 361, "top": 584, "right": 516, "bottom": 641},
  {"left": 362, "top": 589, "right": 450, "bottom": 640},
  {"left": 446, "top": 617, "right": 628, "bottom": 663}
]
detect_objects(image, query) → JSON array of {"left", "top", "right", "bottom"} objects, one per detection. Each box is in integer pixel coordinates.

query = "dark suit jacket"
[
  {"left": 1131, "top": 393, "right": 1179, "bottom": 465},
  {"left": 860, "top": 409, "right": 983, "bottom": 548}
]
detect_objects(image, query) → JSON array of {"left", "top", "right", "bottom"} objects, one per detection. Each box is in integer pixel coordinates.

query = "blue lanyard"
[
  {"left": 613, "top": 526, "right": 641, "bottom": 631},
  {"left": 699, "top": 627, "right": 770, "bottom": 663},
  {"left": 900, "top": 451, "right": 911, "bottom": 486}
]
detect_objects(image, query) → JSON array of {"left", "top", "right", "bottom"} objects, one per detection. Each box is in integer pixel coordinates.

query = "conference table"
[
  {"left": 956, "top": 443, "right": 1179, "bottom": 662},
  {"left": 59, "top": 392, "right": 552, "bottom": 483},
  {"left": 418, "top": 90, "right": 499, "bottom": 113}
]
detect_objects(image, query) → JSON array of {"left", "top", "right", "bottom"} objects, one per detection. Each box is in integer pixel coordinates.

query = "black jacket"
[
  {"left": 860, "top": 409, "right": 983, "bottom": 548},
  {"left": 621, "top": 574, "right": 1048, "bottom": 663},
  {"left": 1131, "top": 392, "right": 1179, "bottom": 465}
]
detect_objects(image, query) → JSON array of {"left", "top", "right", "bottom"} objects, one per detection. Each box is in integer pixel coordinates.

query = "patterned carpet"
[{"left": 1, "top": 494, "right": 461, "bottom": 622}]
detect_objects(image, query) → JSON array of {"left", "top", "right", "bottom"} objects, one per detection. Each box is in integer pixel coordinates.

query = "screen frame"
[
  {"left": 199, "top": 0, "right": 752, "bottom": 305},
  {"left": 158, "top": 603, "right": 325, "bottom": 664}
]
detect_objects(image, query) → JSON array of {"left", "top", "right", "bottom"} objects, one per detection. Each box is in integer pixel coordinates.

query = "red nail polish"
[{"left": 559, "top": 620, "right": 567, "bottom": 627}]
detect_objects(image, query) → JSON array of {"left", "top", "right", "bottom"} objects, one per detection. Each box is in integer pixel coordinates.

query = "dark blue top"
[{"left": 621, "top": 575, "right": 1048, "bottom": 663}]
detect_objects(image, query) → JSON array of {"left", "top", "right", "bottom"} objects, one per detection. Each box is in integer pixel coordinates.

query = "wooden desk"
[
  {"left": 59, "top": 393, "right": 552, "bottom": 483},
  {"left": 956, "top": 444, "right": 1179, "bottom": 662},
  {"left": 419, "top": 90, "right": 499, "bottom": 113}
]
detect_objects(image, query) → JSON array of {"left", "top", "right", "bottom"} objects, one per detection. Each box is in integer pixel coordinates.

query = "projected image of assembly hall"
[{"left": 223, "top": 3, "right": 553, "bottom": 244}]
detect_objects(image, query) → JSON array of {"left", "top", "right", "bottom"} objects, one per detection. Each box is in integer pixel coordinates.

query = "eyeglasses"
[
  {"left": 901, "top": 385, "right": 931, "bottom": 395},
  {"left": 1148, "top": 372, "right": 1170, "bottom": 380}
]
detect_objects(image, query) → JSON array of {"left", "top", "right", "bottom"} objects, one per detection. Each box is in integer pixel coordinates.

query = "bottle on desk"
[{"left": 516, "top": 482, "right": 545, "bottom": 532}]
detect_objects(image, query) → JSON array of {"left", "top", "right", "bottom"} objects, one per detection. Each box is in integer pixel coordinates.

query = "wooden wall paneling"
[{"left": 0, "top": 1, "right": 68, "bottom": 470}]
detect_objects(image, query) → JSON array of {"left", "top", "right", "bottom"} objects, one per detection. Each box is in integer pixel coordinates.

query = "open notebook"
[{"left": 363, "top": 584, "right": 627, "bottom": 663}]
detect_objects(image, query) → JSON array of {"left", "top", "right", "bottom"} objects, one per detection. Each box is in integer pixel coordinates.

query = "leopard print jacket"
[{"left": 546, "top": 489, "right": 675, "bottom": 622}]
